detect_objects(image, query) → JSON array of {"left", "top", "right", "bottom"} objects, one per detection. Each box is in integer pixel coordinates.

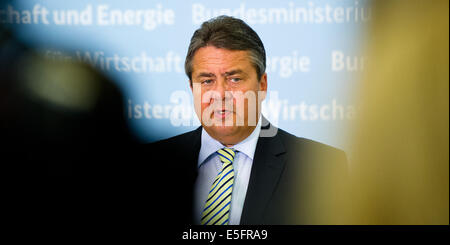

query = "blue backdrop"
[{"left": 3, "top": 0, "right": 370, "bottom": 150}]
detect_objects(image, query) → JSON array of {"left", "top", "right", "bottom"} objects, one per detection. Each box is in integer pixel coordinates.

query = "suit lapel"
[
  {"left": 187, "top": 126, "right": 202, "bottom": 179},
  {"left": 182, "top": 127, "right": 202, "bottom": 224},
  {"left": 240, "top": 126, "right": 287, "bottom": 224}
]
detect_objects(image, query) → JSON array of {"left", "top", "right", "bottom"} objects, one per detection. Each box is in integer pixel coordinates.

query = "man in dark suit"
[{"left": 149, "top": 15, "right": 348, "bottom": 225}]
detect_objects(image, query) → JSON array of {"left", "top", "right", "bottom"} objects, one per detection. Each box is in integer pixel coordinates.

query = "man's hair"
[{"left": 185, "top": 15, "right": 266, "bottom": 82}]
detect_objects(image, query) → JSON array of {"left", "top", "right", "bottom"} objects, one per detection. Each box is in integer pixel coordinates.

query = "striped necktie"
[{"left": 201, "top": 148, "right": 236, "bottom": 225}]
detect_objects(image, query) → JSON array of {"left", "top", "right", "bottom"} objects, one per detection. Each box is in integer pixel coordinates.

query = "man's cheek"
[
  {"left": 231, "top": 92, "right": 247, "bottom": 126},
  {"left": 192, "top": 84, "right": 203, "bottom": 120},
  {"left": 201, "top": 103, "right": 210, "bottom": 116},
  {"left": 202, "top": 100, "right": 223, "bottom": 126},
  {"left": 201, "top": 103, "right": 215, "bottom": 126}
]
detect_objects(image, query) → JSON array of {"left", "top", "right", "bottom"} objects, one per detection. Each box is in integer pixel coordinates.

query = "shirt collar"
[{"left": 198, "top": 115, "right": 262, "bottom": 168}]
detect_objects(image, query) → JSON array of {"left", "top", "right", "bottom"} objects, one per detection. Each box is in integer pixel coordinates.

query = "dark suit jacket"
[{"left": 147, "top": 118, "right": 348, "bottom": 225}]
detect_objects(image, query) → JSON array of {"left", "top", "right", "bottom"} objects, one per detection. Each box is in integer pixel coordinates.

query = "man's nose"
[{"left": 214, "top": 79, "right": 228, "bottom": 101}]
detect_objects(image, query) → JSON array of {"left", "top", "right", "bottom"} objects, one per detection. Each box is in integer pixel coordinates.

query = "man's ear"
[
  {"left": 189, "top": 80, "right": 193, "bottom": 91},
  {"left": 259, "top": 73, "right": 268, "bottom": 101},
  {"left": 260, "top": 73, "right": 267, "bottom": 92}
]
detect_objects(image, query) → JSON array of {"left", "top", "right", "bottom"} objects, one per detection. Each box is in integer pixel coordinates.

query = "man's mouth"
[{"left": 213, "top": 109, "right": 232, "bottom": 119}]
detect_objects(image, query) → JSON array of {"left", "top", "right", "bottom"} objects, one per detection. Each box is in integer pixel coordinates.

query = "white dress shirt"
[{"left": 193, "top": 116, "right": 262, "bottom": 225}]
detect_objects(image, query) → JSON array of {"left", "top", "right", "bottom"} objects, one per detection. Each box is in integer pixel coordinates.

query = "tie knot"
[{"left": 217, "top": 148, "right": 236, "bottom": 164}]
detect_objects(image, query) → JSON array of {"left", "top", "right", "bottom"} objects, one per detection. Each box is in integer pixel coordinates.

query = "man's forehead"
[
  {"left": 191, "top": 47, "right": 254, "bottom": 76},
  {"left": 193, "top": 47, "right": 250, "bottom": 64}
]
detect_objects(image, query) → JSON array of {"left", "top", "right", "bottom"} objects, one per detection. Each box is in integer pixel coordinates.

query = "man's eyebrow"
[
  {"left": 223, "top": 69, "right": 244, "bottom": 76},
  {"left": 196, "top": 72, "right": 216, "bottom": 79}
]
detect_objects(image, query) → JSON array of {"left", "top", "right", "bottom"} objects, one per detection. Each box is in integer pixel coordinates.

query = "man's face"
[{"left": 190, "top": 46, "right": 267, "bottom": 146}]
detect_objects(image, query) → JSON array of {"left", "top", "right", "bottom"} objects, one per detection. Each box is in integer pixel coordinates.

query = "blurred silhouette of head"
[{"left": 1, "top": 23, "right": 137, "bottom": 176}]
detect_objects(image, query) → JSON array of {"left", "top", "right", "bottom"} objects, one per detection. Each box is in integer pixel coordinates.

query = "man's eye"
[
  {"left": 202, "top": 79, "right": 213, "bottom": 85},
  {"left": 230, "top": 78, "right": 241, "bottom": 83}
]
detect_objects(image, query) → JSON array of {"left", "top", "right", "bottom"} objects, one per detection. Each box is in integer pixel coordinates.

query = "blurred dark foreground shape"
[
  {"left": 0, "top": 25, "right": 140, "bottom": 177},
  {"left": 0, "top": 22, "right": 163, "bottom": 233}
]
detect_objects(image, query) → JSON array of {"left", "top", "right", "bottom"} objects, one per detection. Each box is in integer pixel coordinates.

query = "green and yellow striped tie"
[{"left": 201, "top": 148, "right": 236, "bottom": 225}]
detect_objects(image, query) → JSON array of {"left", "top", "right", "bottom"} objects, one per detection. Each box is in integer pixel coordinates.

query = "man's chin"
[
  {"left": 203, "top": 122, "right": 257, "bottom": 146},
  {"left": 203, "top": 123, "right": 239, "bottom": 141},
  {"left": 206, "top": 116, "right": 235, "bottom": 128},
  {"left": 206, "top": 124, "right": 237, "bottom": 135}
]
